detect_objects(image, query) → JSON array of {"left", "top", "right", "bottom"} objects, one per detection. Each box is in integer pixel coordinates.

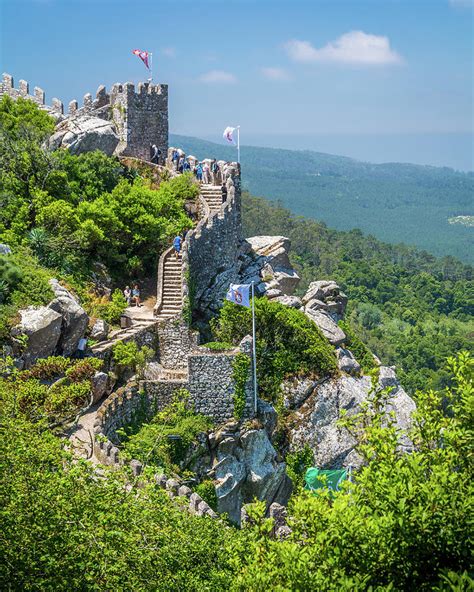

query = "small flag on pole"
[
  {"left": 132, "top": 49, "right": 150, "bottom": 70},
  {"left": 223, "top": 126, "right": 236, "bottom": 145},
  {"left": 226, "top": 283, "right": 251, "bottom": 308}
]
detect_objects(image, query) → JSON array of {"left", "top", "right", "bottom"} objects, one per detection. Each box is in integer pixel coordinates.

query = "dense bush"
[
  {"left": 0, "top": 415, "right": 237, "bottom": 591},
  {"left": 0, "top": 356, "right": 102, "bottom": 422},
  {"left": 229, "top": 352, "right": 474, "bottom": 590},
  {"left": 119, "top": 390, "right": 212, "bottom": 474},
  {"left": 212, "top": 298, "right": 337, "bottom": 401}
]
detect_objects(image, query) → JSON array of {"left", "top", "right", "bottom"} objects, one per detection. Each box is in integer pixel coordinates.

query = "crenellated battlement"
[
  {"left": 1, "top": 72, "right": 169, "bottom": 158},
  {"left": 1, "top": 72, "right": 64, "bottom": 117}
]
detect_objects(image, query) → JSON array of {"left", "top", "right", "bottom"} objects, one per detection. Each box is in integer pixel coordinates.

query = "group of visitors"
[
  {"left": 171, "top": 150, "right": 221, "bottom": 184},
  {"left": 124, "top": 284, "right": 142, "bottom": 307}
]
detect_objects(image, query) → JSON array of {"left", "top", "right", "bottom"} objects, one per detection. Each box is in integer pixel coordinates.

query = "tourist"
[
  {"left": 221, "top": 183, "right": 228, "bottom": 203},
  {"left": 171, "top": 149, "right": 179, "bottom": 170},
  {"left": 211, "top": 159, "right": 220, "bottom": 184},
  {"left": 178, "top": 156, "right": 185, "bottom": 174},
  {"left": 132, "top": 284, "right": 141, "bottom": 307},
  {"left": 195, "top": 162, "right": 203, "bottom": 182},
  {"left": 173, "top": 234, "right": 182, "bottom": 259},
  {"left": 76, "top": 337, "right": 88, "bottom": 359},
  {"left": 183, "top": 159, "right": 191, "bottom": 173},
  {"left": 124, "top": 285, "right": 132, "bottom": 306},
  {"left": 203, "top": 162, "right": 210, "bottom": 184},
  {"left": 150, "top": 144, "right": 161, "bottom": 164}
]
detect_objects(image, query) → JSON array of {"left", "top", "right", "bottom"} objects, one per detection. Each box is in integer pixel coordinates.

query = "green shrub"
[
  {"left": 121, "top": 390, "right": 212, "bottom": 474},
  {"left": 232, "top": 353, "right": 251, "bottom": 419},
  {"left": 94, "top": 289, "right": 127, "bottom": 325},
  {"left": 20, "top": 356, "right": 71, "bottom": 381},
  {"left": 202, "top": 341, "right": 234, "bottom": 351},
  {"left": 338, "top": 320, "right": 376, "bottom": 373},
  {"left": 112, "top": 341, "right": 154, "bottom": 376},
  {"left": 212, "top": 298, "right": 338, "bottom": 402},
  {"left": 286, "top": 445, "right": 314, "bottom": 492},
  {"left": 195, "top": 480, "right": 218, "bottom": 512},
  {"left": 65, "top": 358, "right": 103, "bottom": 383}
]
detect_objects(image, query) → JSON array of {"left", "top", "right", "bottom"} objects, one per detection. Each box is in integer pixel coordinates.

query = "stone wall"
[
  {"left": 156, "top": 316, "right": 200, "bottom": 370},
  {"left": 183, "top": 167, "right": 243, "bottom": 312},
  {"left": 187, "top": 351, "right": 254, "bottom": 423},
  {"left": 1, "top": 73, "right": 169, "bottom": 161}
]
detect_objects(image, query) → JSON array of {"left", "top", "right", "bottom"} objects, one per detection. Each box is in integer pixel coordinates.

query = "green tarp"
[{"left": 304, "top": 467, "right": 348, "bottom": 493}]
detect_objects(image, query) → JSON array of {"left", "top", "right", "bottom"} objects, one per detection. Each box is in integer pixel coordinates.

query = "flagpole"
[
  {"left": 237, "top": 126, "right": 241, "bottom": 164},
  {"left": 251, "top": 281, "right": 258, "bottom": 414}
]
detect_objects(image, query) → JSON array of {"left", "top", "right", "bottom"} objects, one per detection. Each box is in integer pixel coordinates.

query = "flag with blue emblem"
[{"left": 226, "top": 283, "right": 251, "bottom": 308}]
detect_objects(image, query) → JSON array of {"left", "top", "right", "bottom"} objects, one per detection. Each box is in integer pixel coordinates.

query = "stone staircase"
[
  {"left": 155, "top": 248, "right": 183, "bottom": 319},
  {"left": 200, "top": 184, "right": 223, "bottom": 211}
]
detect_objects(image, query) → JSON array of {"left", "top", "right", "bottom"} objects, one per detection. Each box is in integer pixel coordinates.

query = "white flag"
[
  {"left": 226, "top": 283, "right": 251, "bottom": 308},
  {"left": 223, "top": 126, "right": 236, "bottom": 145}
]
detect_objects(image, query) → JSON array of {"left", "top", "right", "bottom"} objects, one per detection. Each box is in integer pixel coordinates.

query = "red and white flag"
[{"left": 132, "top": 49, "right": 150, "bottom": 70}]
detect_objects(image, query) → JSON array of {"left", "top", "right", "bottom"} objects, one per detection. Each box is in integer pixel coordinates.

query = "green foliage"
[
  {"left": 286, "top": 445, "right": 314, "bottom": 492},
  {"left": 195, "top": 479, "right": 218, "bottom": 512},
  {"left": 231, "top": 353, "right": 251, "bottom": 419},
  {"left": 212, "top": 298, "right": 337, "bottom": 402},
  {"left": 0, "top": 356, "right": 102, "bottom": 422},
  {"left": 242, "top": 193, "right": 474, "bottom": 395},
  {"left": 112, "top": 340, "right": 139, "bottom": 369},
  {"left": 93, "top": 288, "right": 127, "bottom": 325},
  {"left": 112, "top": 341, "right": 154, "bottom": 377},
  {"left": 21, "top": 356, "right": 71, "bottom": 380},
  {"left": 0, "top": 248, "right": 54, "bottom": 342},
  {"left": 228, "top": 352, "right": 474, "bottom": 591},
  {"left": 173, "top": 133, "right": 474, "bottom": 263},
  {"left": 338, "top": 320, "right": 376, "bottom": 373},
  {"left": 0, "top": 254, "right": 23, "bottom": 303},
  {"left": 203, "top": 341, "right": 234, "bottom": 351},
  {"left": 0, "top": 415, "right": 237, "bottom": 590},
  {"left": 120, "top": 390, "right": 212, "bottom": 474}
]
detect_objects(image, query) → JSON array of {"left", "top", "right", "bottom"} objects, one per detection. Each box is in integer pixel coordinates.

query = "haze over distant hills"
[{"left": 171, "top": 134, "right": 474, "bottom": 264}]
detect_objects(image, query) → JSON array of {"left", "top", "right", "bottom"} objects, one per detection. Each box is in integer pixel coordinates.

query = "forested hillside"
[
  {"left": 242, "top": 193, "right": 474, "bottom": 394},
  {"left": 171, "top": 134, "right": 474, "bottom": 264}
]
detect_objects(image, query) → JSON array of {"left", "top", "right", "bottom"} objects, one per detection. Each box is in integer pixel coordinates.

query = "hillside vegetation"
[
  {"left": 243, "top": 193, "right": 473, "bottom": 395},
  {"left": 171, "top": 133, "right": 474, "bottom": 264},
  {"left": 0, "top": 96, "right": 196, "bottom": 340}
]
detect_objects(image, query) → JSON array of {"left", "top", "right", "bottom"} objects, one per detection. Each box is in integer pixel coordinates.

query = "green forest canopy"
[{"left": 171, "top": 133, "right": 474, "bottom": 264}]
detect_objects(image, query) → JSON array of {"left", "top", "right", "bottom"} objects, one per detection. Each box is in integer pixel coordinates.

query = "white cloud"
[
  {"left": 261, "top": 67, "right": 290, "bottom": 81},
  {"left": 284, "top": 31, "right": 402, "bottom": 65},
  {"left": 199, "top": 70, "right": 237, "bottom": 83},
  {"left": 449, "top": 0, "right": 474, "bottom": 7},
  {"left": 162, "top": 47, "right": 176, "bottom": 58}
]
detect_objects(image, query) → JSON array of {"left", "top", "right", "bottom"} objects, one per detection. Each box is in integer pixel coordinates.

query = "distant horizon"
[{"left": 171, "top": 131, "right": 474, "bottom": 172}]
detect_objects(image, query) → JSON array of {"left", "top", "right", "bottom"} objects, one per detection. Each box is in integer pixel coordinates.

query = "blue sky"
[{"left": 1, "top": 0, "right": 473, "bottom": 169}]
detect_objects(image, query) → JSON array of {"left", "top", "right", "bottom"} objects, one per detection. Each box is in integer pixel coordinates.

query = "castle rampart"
[{"left": 1, "top": 72, "right": 169, "bottom": 159}]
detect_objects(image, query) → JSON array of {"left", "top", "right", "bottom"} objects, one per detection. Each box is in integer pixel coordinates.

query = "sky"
[{"left": 1, "top": 0, "right": 473, "bottom": 170}]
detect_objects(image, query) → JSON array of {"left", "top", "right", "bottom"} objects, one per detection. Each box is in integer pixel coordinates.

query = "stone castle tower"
[
  {"left": 109, "top": 81, "right": 168, "bottom": 160},
  {"left": 0, "top": 74, "right": 169, "bottom": 160}
]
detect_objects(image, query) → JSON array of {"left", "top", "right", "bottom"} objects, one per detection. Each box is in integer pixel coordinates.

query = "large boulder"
[
  {"left": 302, "top": 280, "right": 348, "bottom": 320},
  {"left": 90, "top": 319, "right": 109, "bottom": 342},
  {"left": 11, "top": 306, "right": 63, "bottom": 368},
  {"left": 336, "top": 347, "right": 361, "bottom": 375},
  {"left": 304, "top": 308, "right": 346, "bottom": 346},
  {"left": 48, "top": 279, "right": 89, "bottom": 356},
  {"left": 246, "top": 236, "right": 300, "bottom": 297},
  {"left": 212, "top": 425, "right": 292, "bottom": 524},
  {"left": 48, "top": 115, "right": 119, "bottom": 156},
  {"left": 288, "top": 369, "right": 416, "bottom": 470}
]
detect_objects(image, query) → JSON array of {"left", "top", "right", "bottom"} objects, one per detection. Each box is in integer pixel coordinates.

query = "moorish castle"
[{"left": 1, "top": 73, "right": 416, "bottom": 524}]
